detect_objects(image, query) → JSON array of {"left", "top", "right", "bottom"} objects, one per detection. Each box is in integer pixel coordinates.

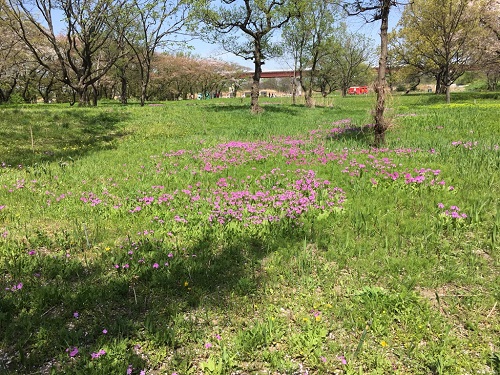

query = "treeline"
[
  {"left": 0, "top": 0, "right": 498, "bottom": 107},
  {"left": 0, "top": 0, "right": 249, "bottom": 105}
]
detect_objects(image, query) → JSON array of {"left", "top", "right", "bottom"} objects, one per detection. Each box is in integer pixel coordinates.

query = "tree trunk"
[
  {"left": 120, "top": 75, "right": 128, "bottom": 104},
  {"left": 251, "top": 43, "right": 263, "bottom": 113},
  {"left": 305, "top": 88, "right": 315, "bottom": 107},
  {"left": 373, "top": 0, "right": 391, "bottom": 148},
  {"left": 304, "top": 69, "right": 315, "bottom": 108},
  {"left": 435, "top": 71, "right": 443, "bottom": 94},
  {"left": 76, "top": 84, "right": 91, "bottom": 106},
  {"left": 140, "top": 82, "right": 147, "bottom": 106},
  {"left": 487, "top": 72, "right": 498, "bottom": 91},
  {"left": 291, "top": 70, "right": 297, "bottom": 105},
  {"left": 92, "top": 84, "right": 98, "bottom": 106},
  {"left": 22, "top": 79, "right": 31, "bottom": 103}
]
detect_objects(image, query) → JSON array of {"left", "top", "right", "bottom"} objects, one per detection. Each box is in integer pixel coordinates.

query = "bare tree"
[
  {"left": 125, "top": 0, "right": 189, "bottom": 106},
  {"left": 327, "top": 24, "right": 374, "bottom": 96},
  {"left": 193, "top": 0, "right": 301, "bottom": 113},
  {"left": 6, "top": 0, "right": 132, "bottom": 106},
  {"left": 282, "top": 0, "right": 340, "bottom": 107}
]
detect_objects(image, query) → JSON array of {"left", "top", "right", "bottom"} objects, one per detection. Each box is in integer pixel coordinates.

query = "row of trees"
[
  {"left": 1, "top": 0, "right": 499, "bottom": 142},
  {"left": 390, "top": 0, "right": 500, "bottom": 102},
  {"left": 0, "top": 0, "right": 376, "bottom": 107},
  {"left": 0, "top": 0, "right": 195, "bottom": 106}
]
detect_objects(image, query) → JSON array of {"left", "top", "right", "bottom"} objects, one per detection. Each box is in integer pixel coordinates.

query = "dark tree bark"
[{"left": 250, "top": 38, "right": 264, "bottom": 113}]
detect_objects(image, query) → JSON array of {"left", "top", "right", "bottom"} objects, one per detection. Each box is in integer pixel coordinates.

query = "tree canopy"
[
  {"left": 192, "top": 0, "right": 302, "bottom": 112},
  {"left": 392, "top": 0, "right": 489, "bottom": 103}
]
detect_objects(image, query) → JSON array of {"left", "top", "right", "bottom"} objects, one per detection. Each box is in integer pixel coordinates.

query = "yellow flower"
[
  {"left": 380, "top": 340, "right": 388, "bottom": 348},
  {"left": 105, "top": 247, "right": 110, "bottom": 251},
  {"left": 315, "top": 315, "right": 321, "bottom": 322},
  {"left": 184, "top": 281, "right": 189, "bottom": 287}
]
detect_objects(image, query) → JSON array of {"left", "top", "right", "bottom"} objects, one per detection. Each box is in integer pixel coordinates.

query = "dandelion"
[
  {"left": 380, "top": 340, "right": 388, "bottom": 347},
  {"left": 184, "top": 281, "right": 189, "bottom": 287}
]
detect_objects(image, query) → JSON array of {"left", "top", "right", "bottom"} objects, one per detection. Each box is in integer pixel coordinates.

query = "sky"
[
  {"left": 47, "top": 2, "right": 402, "bottom": 72},
  {"left": 187, "top": 7, "right": 403, "bottom": 72}
]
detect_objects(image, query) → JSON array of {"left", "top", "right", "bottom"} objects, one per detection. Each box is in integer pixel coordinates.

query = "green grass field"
[{"left": 0, "top": 92, "right": 499, "bottom": 374}]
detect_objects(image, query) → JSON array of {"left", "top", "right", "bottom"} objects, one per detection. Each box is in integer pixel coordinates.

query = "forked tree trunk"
[{"left": 305, "top": 89, "right": 315, "bottom": 107}]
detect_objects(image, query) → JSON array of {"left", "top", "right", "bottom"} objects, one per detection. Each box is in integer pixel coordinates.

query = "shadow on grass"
[
  {"left": 0, "top": 229, "right": 287, "bottom": 373},
  {"left": 326, "top": 124, "right": 375, "bottom": 146},
  {"left": 0, "top": 108, "right": 131, "bottom": 168},
  {"left": 404, "top": 91, "right": 500, "bottom": 106},
  {"left": 195, "top": 103, "right": 302, "bottom": 116}
]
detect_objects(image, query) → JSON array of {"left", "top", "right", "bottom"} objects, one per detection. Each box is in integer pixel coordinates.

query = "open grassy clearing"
[{"left": 0, "top": 93, "right": 499, "bottom": 374}]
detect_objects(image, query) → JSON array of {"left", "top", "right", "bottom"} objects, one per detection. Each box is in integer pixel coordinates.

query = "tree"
[
  {"left": 479, "top": 0, "right": 500, "bottom": 90},
  {"left": 193, "top": 0, "right": 301, "bottom": 113},
  {"left": 282, "top": 0, "right": 339, "bottom": 107},
  {"left": 0, "top": 9, "right": 24, "bottom": 102},
  {"left": 147, "top": 53, "right": 245, "bottom": 101},
  {"left": 326, "top": 24, "right": 374, "bottom": 96},
  {"left": 125, "top": 0, "right": 188, "bottom": 106},
  {"left": 393, "top": 0, "right": 488, "bottom": 102},
  {"left": 6, "top": 0, "right": 132, "bottom": 106},
  {"left": 343, "top": 0, "right": 407, "bottom": 147}
]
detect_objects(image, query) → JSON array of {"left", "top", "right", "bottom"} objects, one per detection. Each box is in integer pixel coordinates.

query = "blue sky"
[
  {"left": 187, "top": 8, "right": 403, "bottom": 71},
  {"left": 48, "top": 3, "right": 402, "bottom": 72}
]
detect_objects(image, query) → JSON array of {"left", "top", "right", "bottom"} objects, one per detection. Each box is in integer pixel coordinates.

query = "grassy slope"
[{"left": 0, "top": 93, "right": 499, "bottom": 374}]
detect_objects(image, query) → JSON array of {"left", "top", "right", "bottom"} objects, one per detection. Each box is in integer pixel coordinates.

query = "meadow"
[{"left": 0, "top": 92, "right": 499, "bottom": 374}]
